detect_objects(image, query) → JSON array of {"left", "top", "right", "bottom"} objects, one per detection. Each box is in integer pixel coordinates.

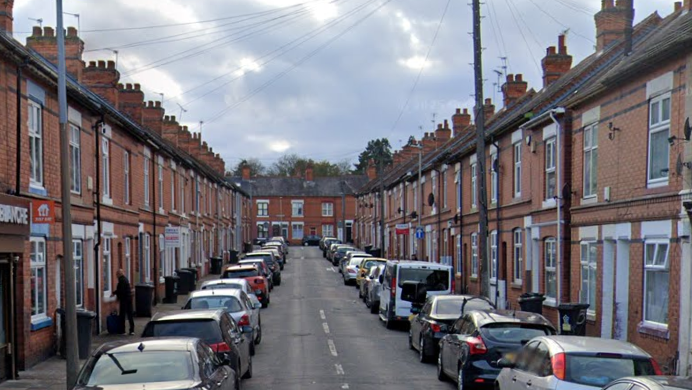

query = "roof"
[
  {"left": 223, "top": 264, "right": 259, "bottom": 271},
  {"left": 201, "top": 278, "right": 249, "bottom": 288},
  {"left": 469, "top": 309, "right": 555, "bottom": 328},
  {"left": 230, "top": 174, "right": 369, "bottom": 197},
  {"left": 94, "top": 338, "right": 197, "bottom": 355},
  {"left": 611, "top": 377, "right": 692, "bottom": 390},
  {"left": 541, "top": 336, "right": 650, "bottom": 356},
  {"left": 150, "top": 309, "right": 225, "bottom": 322},
  {"left": 188, "top": 288, "right": 243, "bottom": 299}
]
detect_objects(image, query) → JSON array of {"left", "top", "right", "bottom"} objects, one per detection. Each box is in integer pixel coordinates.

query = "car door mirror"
[
  {"left": 496, "top": 358, "right": 515, "bottom": 369},
  {"left": 253, "top": 302, "right": 262, "bottom": 309},
  {"left": 241, "top": 325, "right": 253, "bottom": 334}
]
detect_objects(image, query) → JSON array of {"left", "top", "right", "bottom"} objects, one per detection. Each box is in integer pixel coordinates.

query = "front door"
[
  {"left": 346, "top": 221, "right": 353, "bottom": 243},
  {"left": 0, "top": 260, "right": 10, "bottom": 381},
  {"left": 614, "top": 241, "right": 630, "bottom": 340},
  {"left": 272, "top": 224, "right": 281, "bottom": 237}
]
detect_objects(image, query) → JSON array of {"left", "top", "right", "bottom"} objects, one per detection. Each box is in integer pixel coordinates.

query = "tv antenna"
[
  {"left": 28, "top": 17, "right": 43, "bottom": 28},
  {"left": 176, "top": 103, "right": 188, "bottom": 122},
  {"left": 63, "top": 12, "right": 80, "bottom": 33}
]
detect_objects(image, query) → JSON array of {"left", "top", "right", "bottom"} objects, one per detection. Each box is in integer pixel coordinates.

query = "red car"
[{"left": 222, "top": 265, "right": 270, "bottom": 308}]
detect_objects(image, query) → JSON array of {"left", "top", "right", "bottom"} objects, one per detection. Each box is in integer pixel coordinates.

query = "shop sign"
[
  {"left": 395, "top": 223, "right": 410, "bottom": 235},
  {"left": 0, "top": 194, "right": 30, "bottom": 236},
  {"left": 32, "top": 200, "right": 55, "bottom": 224},
  {"left": 165, "top": 227, "right": 181, "bottom": 248}
]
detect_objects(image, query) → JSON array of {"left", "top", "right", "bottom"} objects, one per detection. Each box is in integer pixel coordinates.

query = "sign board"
[
  {"left": 415, "top": 227, "right": 425, "bottom": 239},
  {"left": 32, "top": 200, "right": 55, "bottom": 224},
  {"left": 165, "top": 227, "right": 181, "bottom": 248},
  {"left": 0, "top": 194, "right": 30, "bottom": 236},
  {"left": 395, "top": 223, "right": 410, "bottom": 235}
]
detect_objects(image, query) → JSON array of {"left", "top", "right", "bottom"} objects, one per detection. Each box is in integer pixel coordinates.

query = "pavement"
[{"left": 0, "top": 274, "right": 212, "bottom": 390}]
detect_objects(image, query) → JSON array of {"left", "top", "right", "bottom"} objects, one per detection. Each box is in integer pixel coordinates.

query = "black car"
[
  {"left": 74, "top": 338, "right": 238, "bottom": 390},
  {"left": 604, "top": 377, "right": 692, "bottom": 390},
  {"left": 437, "top": 310, "right": 556, "bottom": 388},
  {"left": 244, "top": 252, "right": 281, "bottom": 286},
  {"left": 141, "top": 309, "right": 253, "bottom": 382},
  {"left": 301, "top": 235, "right": 321, "bottom": 246},
  {"left": 410, "top": 295, "right": 495, "bottom": 363},
  {"left": 253, "top": 237, "right": 267, "bottom": 246},
  {"left": 323, "top": 239, "right": 342, "bottom": 258}
]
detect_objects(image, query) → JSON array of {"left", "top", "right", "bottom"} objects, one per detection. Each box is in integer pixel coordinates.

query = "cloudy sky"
[{"left": 12, "top": 0, "right": 668, "bottom": 170}]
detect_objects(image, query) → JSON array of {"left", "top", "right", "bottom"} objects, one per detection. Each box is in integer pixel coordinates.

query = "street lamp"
[{"left": 411, "top": 142, "right": 423, "bottom": 259}]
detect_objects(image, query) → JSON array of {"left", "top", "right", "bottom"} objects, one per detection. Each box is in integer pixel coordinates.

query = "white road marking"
[
  {"left": 301, "top": 256, "right": 305, "bottom": 259},
  {"left": 319, "top": 310, "right": 326, "bottom": 320},
  {"left": 327, "top": 339, "right": 338, "bottom": 356},
  {"left": 342, "top": 384, "right": 350, "bottom": 389},
  {"left": 331, "top": 267, "right": 338, "bottom": 272},
  {"left": 323, "top": 322, "right": 330, "bottom": 334},
  {"left": 335, "top": 364, "right": 345, "bottom": 375}
]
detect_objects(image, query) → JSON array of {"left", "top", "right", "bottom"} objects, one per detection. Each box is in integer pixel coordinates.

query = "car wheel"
[
  {"left": 242, "top": 356, "right": 253, "bottom": 379},
  {"left": 457, "top": 365, "right": 465, "bottom": 390},
  {"left": 409, "top": 329, "right": 415, "bottom": 350},
  {"left": 437, "top": 348, "right": 447, "bottom": 381},
  {"left": 370, "top": 301, "right": 378, "bottom": 314},
  {"left": 250, "top": 341, "right": 256, "bottom": 356},
  {"left": 419, "top": 337, "right": 431, "bottom": 363},
  {"left": 343, "top": 278, "right": 348, "bottom": 285},
  {"left": 255, "top": 324, "right": 262, "bottom": 345},
  {"left": 385, "top": 318, "right": 395, "bottom": 330}
]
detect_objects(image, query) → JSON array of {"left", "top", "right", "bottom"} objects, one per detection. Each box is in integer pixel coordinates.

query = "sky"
[{"left": 11, "top": 0, "right": 669, "bottom": 171}]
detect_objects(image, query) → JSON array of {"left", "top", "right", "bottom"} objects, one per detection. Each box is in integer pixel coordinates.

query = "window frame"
[
  {"left": 125, "top": 237, "right": 131, "bottom": 284},
  {"left": 490, "top": 153, "right": 498, "bottom": 204},
  {"left": 30, "top": 237, "right": 47, "bottom": 320},
  {"left": 291, "top": 200, "right": 304, "bottom": 217},
  {"left": 442, "top": 170, "right": 448, "bottom": 209},
  {"left": 583, "top": 125, "right": 599, "bottom": 198},
  {"left": 171, "top": 169, "right": 176, "bottom": 212},
  {"left": 291, "top": 222, "right": 305, "bottom": 240},
  {"left": 322, "top": 224, "right": 334, "bottom": 237},
  {"left": 144, "top": 233, "right": 151, "bottom": 283},
  {"left": 74, "top": 240, "right": 84, "bottom": 307},
  {"left": 102, "top": 138, "right": 110, "bottom": 199},
  {"left": 69, "top": 123, "right": 81, "bottom": 194},
  {"left": 643, "top": 239, "right": 670, "bottom": 326},
  {"left": 471, "top": 163, "right": 477, "bottom": 209},
  {"left": 158, "top": 163, "right": 164, "bottom": 212},
  {"left": 544, "top": 238, "right": 557, "bottom": 302},
  {"left": 513, "top": 229, "right": 523, "bottom": 284},
  {"left": 322, "top": 202, "right": 334, "bottom": 217},
  {"left": 471, "top": 233, "right": 479, "bottom": 278},
  {"left": 489, "top": 231, "right": 498, "bottom": 282},
  {"left": 647, "top": 93, "right": 671, "bottom": 186},
  {"left": 102, "top": 236, "right": 112, "bottom": 297},
  {"left": 28, "top": 100, "right": 44, "bottom": 187},
  {"left": 545, "top": 138, "right": 556, "bottom": 200},
  {"left": 257, "top": 201, "right": 268, "bottom": 217},
  {"left": 124, "top": 151, "right": 130, "bottom": 205},
  {"left": 513, "top": 142, "right": 522, "bottom": 197},
  {"left": 580, "top": 241, "right": 597, "bottom": 314},
  {"left": 144, "top": 157, "right": 150, "bottom": 207}
]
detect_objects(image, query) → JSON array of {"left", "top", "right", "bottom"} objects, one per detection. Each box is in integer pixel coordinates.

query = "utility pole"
[
  {"left": 340, "top": 181, "right": 346, "bottom": 243},
  {"left": 472, "top": 0, "right": 490, "bottom": 299},
  {"left": 379, "top": 160, "right": 385, "bottom": 255},
  {"left": 57, "top": 1, "right": 79, "bottom": 387}
]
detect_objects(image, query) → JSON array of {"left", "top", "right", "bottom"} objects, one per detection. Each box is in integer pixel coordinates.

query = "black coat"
[{"left": 115, "top": 275, "right": 132, "bottom": 303}]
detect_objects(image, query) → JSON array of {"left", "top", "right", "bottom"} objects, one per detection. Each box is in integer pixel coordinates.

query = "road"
[{"left": 244, "top": 246, "right": 454, "bottom": 390}]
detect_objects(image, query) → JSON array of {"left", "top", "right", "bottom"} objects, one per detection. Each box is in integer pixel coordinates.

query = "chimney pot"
[
  {"left": 32, "top": 26, "right": 42, "bottom": 36},
  {"left": 455, "top": 108, "right": 461, "bottom": 114},
  {"left": 675, "top": 1, "right": 682, "bottom": 11},
  {"left": 134, "top": 83, "right": 141, "bottom": 90},
  {"left": 107, "top": 60, "right": 115, "bottom": 69},
  {"left": 485, "top": 98, "right": 492, "bottom": 105},
  {"left": 506, "top": 74, "right": 514, "bottom": 82},
  {"left": 148, "top": 101, "right": 154, "bottom": 108},
  {"left": 171, "top": 115, "right": 176, "bottom": 122},
  {"left": 463, "top": 108, "right": 469, "bottom": 114},
  {"left": 437, "top": 124, "right": 443, "bottom": 130},
  {"left": 164, "top": 115, "right": 170, "bottom": 121},
  {"left": 155, "top": 101, "right": 161, "bottom": 108},
  {"left": 97, "top": 60, "right": 106, "bottom": 68},
  {"left": 117, "top": 83, "right": 124, "bottom": 90},
  {"left": 88, "top": 61, "right": 96, "bottom": 67},
  {"left": 67, "top": 26, "right": 77, "bottom": 37},
  {"left": 44, "top": 26, "right": 54, "bottom": 37},
  {"left": 126, "top": 83, "right": 132, "bottom": 90},
  {"left": 444, "top": 119, "right": 449, "bottom": 129},
  {"left": 516, "top": 74, "right": 523, "bottom": 82}
]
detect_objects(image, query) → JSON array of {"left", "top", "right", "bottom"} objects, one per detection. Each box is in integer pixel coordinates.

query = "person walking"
[{"left": 112, "top": 269, "right": 135, "bottom": 335}]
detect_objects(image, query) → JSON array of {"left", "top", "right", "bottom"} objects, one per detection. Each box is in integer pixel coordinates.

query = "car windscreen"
[
  {"left": 362, "top": 260, "right": 382, "bottom": 270},
  {"left": 435, "top": 298, "right": 493, "bottom": 315},
  {"left": 142, "top": 319, "right": 223, "bottom": 344},
  {"left": 479, "top": 323, "right": 553, "bottom": 344},
  {"left": 338, "top": 247, "right": 355, "bottom": 254},
  {"left": 398, "top": 268, "right": 450, "bottom": 291},
  {"left": 185, "top": 296, "right": 243, "bottom": 312},
  {"left": 82, "top": 351, "right": 192, "bottom": 385},
  {"left": 202, "top": 283, "right": 242, "bottom": 291},
  {"left": 223, "top": 269, "right": 259, "bottom": 278},
  {"left": 564, "top": 355, "right": 656, "bottom": 387}
]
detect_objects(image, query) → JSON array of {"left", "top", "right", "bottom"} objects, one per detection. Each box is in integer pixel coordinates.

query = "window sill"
[
  {"left": 543, "top": 298, "right": 557, "bottom": 308},
  {"left": 29, "top": 184, "right": 47, "bottom": 196},
  {"left": 257, "top": 215, "right": 269, "bottom": 218},
  {"left": 647, "top": 180, "right": 669, "bottom": 189},
  {"left": 638, "top": 321, "right": 669, "bottom": 339},
  {"left": 581, "top": 196, "right": 598, "bottom": 206},
  {"left": 102, "top": 196, "right": 113, "bottom": 206},
  {"left": 511, "top": 282, "right": 523, "bottom": 289},
  {"left": 103, "top": 295, "right": 116, "bottom": 303},
  {"left": 31, "top": 316, "right": 53, "bottom": 331},
  {"left": 542, "top": 200, "right": 556, "bottom": 209},
  {"left": 469, "top": 276, "right": 479, "bottom": 282}
]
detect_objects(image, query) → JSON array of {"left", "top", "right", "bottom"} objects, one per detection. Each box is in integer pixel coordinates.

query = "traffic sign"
[{"left": 415, "top": 227, "right": 425, "bottom": 239}]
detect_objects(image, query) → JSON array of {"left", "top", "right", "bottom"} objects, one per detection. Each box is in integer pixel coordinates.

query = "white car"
[
  {"left": 342, "top": 257, "right": 366, "bottom": 285},
  {"left": 200, "top": 278, "right": 262, "bottom": 308},
  {"left": 495, "top": 336, "right": 661, "bottom": 390}
]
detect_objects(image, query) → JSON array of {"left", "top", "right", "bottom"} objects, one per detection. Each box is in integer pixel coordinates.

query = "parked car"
[
  {"left": 73, "top": 338, "right": 239, "bottom": 390},
  {"left": 268, "top": 236, "right": 288, "bottom": 254},
  {"left": 332, "top": 245, "right": 356, "bottom": 266},
  {"left": 238, "top": 259, "right": 274, "bottom": 291},
  {"left": 379, "top": 261, "right": 454, "bottom": 329},
  {"left": 602, "top": 377, "right": 692, "bottom": 390},
  {"left": 141, "top": 309, "right": 252, "bottom": 381},
  {"left": 253, "top": 237, "right": 267, "bottom": 246},
  {"left": 438, "top": 310, "right": 556, "bottom": 387},
  {"left": 323, "top": 238, "right": 342, "bottom": 257},
  {"left": 356, "top": 257, "right": 387, "bottom": 290},
  {"left": 319, "top": 236, "right": 336, "bottom": 250},
  {"left": 410, "top": 295, "right": 495, "bottom": 363},
  {"left": 328, "top": 243, "right": 349, "bottom": 262},
  {"left": 365, "top": 265, "right": 386, "bottom": 313},
  {"left": 242, "top": 253, "right": 281, "bottom": 286},
  {"left": 222, "top": 264, "right": 270, "bottom": 307},
  {"left": 263, "top": 242, "right": 287, "bottom": 264},
  {"left": 253, "top": 248, "right": 284, "bottom": 269},
  {"left": 342, "top": 257, "right": 368, "bottom": 285},
  {"left": 495, "top": 336, "right": 661, "bottom": 390},
  {"left": 301, "top": 235, "right": 321, "bottom": 246},
  {"left": 339, "top": 251, "right": 370, "bottom": 273},
  {"left": 200, "top": 279, "right": 262, "bottom": 308},
  {"left": 182, "top": 289, "right": 262, "bottom": 354}
]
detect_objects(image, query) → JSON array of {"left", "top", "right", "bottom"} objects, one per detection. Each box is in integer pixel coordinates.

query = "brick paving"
[{"left": 0, "top": 275, "right": 213, "bottom": 390}]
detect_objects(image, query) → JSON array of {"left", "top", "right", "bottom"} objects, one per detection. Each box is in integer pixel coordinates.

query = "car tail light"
[
  {"left": 391, "top": 276, "right": 397, "bottom": 298},
  {"left": 348, "top": 268, "right": 356, "bottom": 274},
  {"left": 238, "top": 314, "right": 251, "bottom": 327},
  {"left": 430, "top": 323, "right": 442, "bottom": 333},
  {"left": 650, "top": 358, "right": 663, "bottom": 375},
  {"left": 210, "top": 342, "right": 231, "bottom": 353},
  {"left": 466, "top": 336, "right": 487, "bottom": 355},
  {"left": 551, "top": 353, "right": 566, "bottom": 380},
  {"left": 451, "top": 277, "right": 456, "bottom": 292}
]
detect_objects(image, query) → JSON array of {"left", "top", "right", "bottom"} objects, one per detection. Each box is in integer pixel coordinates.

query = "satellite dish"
[
  {"left": 428, "top": 193, "right": 435, "bottom": 207},
  {"left": 685, "top": 118, "right": 691, "bottom": 141}
]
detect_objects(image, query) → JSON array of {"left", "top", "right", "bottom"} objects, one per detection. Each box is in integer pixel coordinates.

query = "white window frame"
[
  {"left": 545, "top": 238, "right": 557, "bottom": 302},
  {"left": 124, "top": 151, "right": 130, "bottom": 205},
  {"left": 471, "top": 163, "right": 477, "bottom": 209},
  {"left": 69, "top": 124, "right": 81, "bottom": 194},
  {"left": 144, "top": 157, "right": 150, "bottom": 207},
  {"left": 580, "top": 242, "right": 597, "bottom": 314},
  {"left": 257, "top": 201, "right": 269, "bottom": 217},
  {"left": 292, "top": 200, "right": 304, "bottom": 217},
  {"left": 158, "top": 163, "right": 164, "bottom": 212},
  {"left": 471, "top": 233, "right": 479, "bottom": 278},
  {"left": 545, "top": 138, "right": 556, "bottom": 200},
  {"left": 583, "top": 125, "right": 599, "bottom": 198},
  {"left": 643, "top": 240, "right": 670, "bottom": 326},
  {"left": 257, "top": 223, "right": 268, "bottom": 238},
  {"left": 102, "top": 138, "right": 110, "bottom": 199},
  {"left": 144, "top": 234, "right": 151, "bottom": 283},
  {"left": 29, "top": 101, "right": 43, "bottom": 187},
  {"left": 102, "top": 236, "right": 112, "bottom": 297},
  {"left": 513, "top": 143, "right": 521, "bottom": 197},
  {"left": 125, "top": 237, "right": 131, "bottom": 284},
  {"left": 432, "top": 174, "right": 437, "bottom": 214},
  {"left": 322, "top": 224, "right": 334, "bottom": 237},
  {"left": 455, "top": 170, "right": 461, "bottom": 212},
  {"left": 179, "top": 173, "right": 185, "bottom": 215},
  {"left": 490, "top": 231, "right": 498, "bottom": 282},
  {"left": 74, "top": 240, "right": 84, "bottom": 307},
  {"left": 171, "top": 170, "right": 176, "bottom": 212},
  {"left": 513, "top": 229, "right": 523, "bottom": 283},
  {"left": 322, "top": 202, "right": 334, "bottom": 217},
  {"left": 30, "top": 237, "right": 47, "bottom": 320},
  {"left": 442, "top": 171, "right": 448, "bottom": 209},
  {"left": 292, "top": 222, "right": 304, "bottom": 240},
  {"left": 647, "top": 93, "right": 671, "bottom": 186},
  {"left": 456, "top": 235, "right": 462, "bottom": 274},
  {"left": 490, "top": 153, "right": 498, "bottom": 204}
]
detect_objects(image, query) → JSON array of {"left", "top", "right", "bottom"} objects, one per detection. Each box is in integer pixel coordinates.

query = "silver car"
[
  {"left": 183, "top": 289, "right": 262, "bottom": 355},
  {"left": 200, "top": 278, "right": 262, "bottom": 315},
  {"left": 495, "top": 336, "right": 660, "bottom": 390},
  {"left": 340, "top": 251, "right": 370, "bottom": 274},
  {"left": 365, "top": 265, "right": 385, "bottom": 314}
]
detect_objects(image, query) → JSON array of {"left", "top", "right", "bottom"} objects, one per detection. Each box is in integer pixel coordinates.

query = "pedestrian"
[{"left": 112, "top": 269, "right": 135, "bottom": 335}]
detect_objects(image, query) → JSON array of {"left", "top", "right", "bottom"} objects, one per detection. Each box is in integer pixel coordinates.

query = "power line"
[
  {"left": 388, "top": 0, "right": 452, "bottom": 134},
  {"left": 525, "top": 0, "right": 595, "bottom": 44},
  {"left": 486, "top": 0, "right": 511, "bottom": 74},
  {"left": 502, "top": 0, "right": 541, "bottom": 74}
]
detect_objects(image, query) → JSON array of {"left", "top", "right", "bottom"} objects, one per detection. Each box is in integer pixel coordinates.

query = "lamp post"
[{"left": 411, "top": 142, "right": 423, "bottom": 258}]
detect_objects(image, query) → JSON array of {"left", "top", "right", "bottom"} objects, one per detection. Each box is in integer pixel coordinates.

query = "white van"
[{"left": 378, "top": 261, "right": 453, "bottom": 329}]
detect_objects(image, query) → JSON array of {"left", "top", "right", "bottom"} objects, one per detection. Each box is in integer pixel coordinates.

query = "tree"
[
  {"left": 232, "top": 158, "right": 266, "bottom": 177},
  {"left": 353, "top": 138, "right": 393, "bottom": 174},
  {"left": 266, "top": 154, "right": 353, "bottom": 177}
]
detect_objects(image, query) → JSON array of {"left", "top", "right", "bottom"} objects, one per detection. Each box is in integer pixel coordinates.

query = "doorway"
[{"left": 0, "top": 259, "right": 10, "bottom": 381}]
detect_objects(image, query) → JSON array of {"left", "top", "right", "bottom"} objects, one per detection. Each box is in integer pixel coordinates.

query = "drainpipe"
[
  {"left": 15, "top": 66, "right": 22, "bottom": 195},
  {"left": 93, "top": 117, "right": 104, "bottom": 333},
  {"left": 549, "top": 109, "right": 566, "bottom": 309},
  {"left": 10, "top": 255, "right": 17, "bottom": 379},
  {"left": 152, "top": 156, "right": 158, "bottom": 303},
  {"left": 492, "top": 138, "right": 502, "bottom": 308}
]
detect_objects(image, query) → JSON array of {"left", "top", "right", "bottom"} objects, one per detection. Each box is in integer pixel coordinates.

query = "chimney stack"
[
  {"left": 452, "top": 108, "right": 472, "bottom": 137},
  {"left": 82, "top": 60, "right": 120, "bottom": 106},
  {"left": 305, "top": 165, "right": 314, "bottom": 182},
  {"left": 434, "top": 121, "right": 452, "bottom": 141},
  {"left": 162, "top": 115, "right": 180, "bottom": 146},
  {"left": 483, "top": 98, "right": 495, "bottom": 122},
  {"left": 366, "top": 159, "right": 377, "bottom": 180},
  {"left": 119, "top": 83, "right": 144, "bottom": 123},
  {"left": 0, "top": 1, "right": 14, "bottom": 33},
  {"left": 595, "top": 0, "right": 634, "bottom": 52},
  {"left": 542, "top": 34, "right": 573, "bottom": 87},
  {"left": 142, "top": 100, "right": 165, "bottom": 134},
  {"left": 242, "top": 163, "right": 251, "bottom": 180},
  {"left": 502, "top": 74, "right": 528, "bottom": 108},
  {"left": 685, "top": 0, "right": 692, "bottom": 11},
  {"left": 26, "top": 25, "right": 85, "bottom": 81}
]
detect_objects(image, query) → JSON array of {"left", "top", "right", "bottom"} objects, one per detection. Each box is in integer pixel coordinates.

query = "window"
[
  {"left": 124, "top": 152, "right": 130, "bottom": 205},
  {"left": 257, "top": 202, "right": 268, "bottom": 216},
  {"left": 583, "top": 126, "right": 598, "bottom": 197},
  {"left": 158, "top": 163, "right": 164, "bottom": 211},
  {"left": 144, "top": 158, "right": 150, "bottom": 207},
  {"left": 442, "top": 171, "right": 448, "bottom": 209},
  {"left": 124, "top": 237, "right": 131, "bottom": 283},
  {"left": 413, "top": 183, "right": 418, "bottom": 212},
  {"left": 102, "top": 237, "right": 112, "bottom": 296},
  {"left": 69, "top": 124, "right": 81, "bottom": 193},
  {"left": 144, "top": 234, "right": 151, "bottom": 282},
  {"left": 30, "top": 237, "right": 47, "bottom": 319},
  {"left": 644, "top": 241, "right": 669, "bottom": 325},
  {"left": 471, "top": 233, "right": 478, "bottom": 278},
  {"left": 322, "top": 224, "right": 334, "bottom": 237},
  {"left": 179, "top": 174, "right": 185, "bottom": 214},
  {"left": 514, "top": 143, "right": 522, "bottom": 197},
  {"left": 490, "top": 231, "right": 498, "bottom": 281},
  {"left": 580, "top": 242, "right": 597, "bottom": 313},
  {"left": 545, "top": 138, "right": 556, "bottom": 200},
  {"left": 29, "top": 101, "right": 43, "bottom": 186},
  {"left": 257, "top": 223, "right": 268, "bottom": 238},
  {"left": 102, "top": 138, "right": 110, "bottom": 198},
  {"left": 455, "top": 171, "right": 461, "bottom": 211},
  {"left": 456, "top": 235, "right": 462, "bottom": 274},
  {"left": 648, "top": 94, "right": 671, "bottom": 185},
  {"left": 292, "top": 223, "right": 304, "bottom": 240},
  {"left": 292, "top": 201, "right": 304, "bottom": 217},
  {"left": 171, "top": 170, "right": 176, "bottom": 211},
  {"left": 513, "top": 229, "right": 523, "bottom": 283},
  {"left": 322, "top": 202, "right": 333, "bottom": 217},
  {"left": 490, "top": 154, "right": 498, "bottom": 204},
  {"left": 432, "top": 174, "right": 437, "bottom": 213},
  {"left": 74, "top": 240, "right": 84, "bottom": 307},
  {"left": 471, "top": 163, "right": 477, "bottom": 208},
  {"left": 545, "top": 238, "right": 557, "bottom": 301}
]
